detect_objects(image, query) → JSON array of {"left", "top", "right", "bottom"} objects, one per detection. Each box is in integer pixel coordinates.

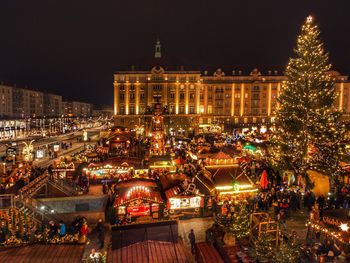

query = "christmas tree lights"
[{"left": 272, "top": 16, "right": 345, "bottom": 179}]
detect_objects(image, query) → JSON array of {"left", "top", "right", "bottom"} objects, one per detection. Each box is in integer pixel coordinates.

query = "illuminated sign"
[
  {"left": 36, "top": 150, "right": 44, "bottom": 159},
  {"left": 169, "top": 196, "right": 201, "bottom": 210},
  {"left": 53, "top": 144, "right": 60, "bottom": 152}
]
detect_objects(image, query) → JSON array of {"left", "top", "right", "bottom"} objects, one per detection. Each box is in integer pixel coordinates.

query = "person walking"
[
  {"left": 188, "top": 229, "right": 196, "bottom": 254},
  {"left": 96, "top": 219, "right": 105, "bottom": 249}
]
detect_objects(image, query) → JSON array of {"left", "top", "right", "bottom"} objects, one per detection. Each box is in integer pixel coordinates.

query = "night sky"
[{"left": 0, "top": 0, "right": 349, "bottom": 107}]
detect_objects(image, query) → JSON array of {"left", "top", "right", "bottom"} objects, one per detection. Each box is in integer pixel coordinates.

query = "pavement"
[
  {"left": 178, "top": 217, "right": 214, "bottom": 246},
  {"left": 284, "top": 208, "right": 310, "bottom": 241},
  {"left": 33, "top": 142, "right": 86, "bottom": 168}
]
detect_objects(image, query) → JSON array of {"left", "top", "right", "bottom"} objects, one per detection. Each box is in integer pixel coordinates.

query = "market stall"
[
  {"left": 84, "top": 164, "right": 132, "bottom": 181},
  {"left": 114, "top": 180, "right": 163, "bottom": 219},
  {"left": 165, "top": 187, "right": 204, "bottom": 219}
]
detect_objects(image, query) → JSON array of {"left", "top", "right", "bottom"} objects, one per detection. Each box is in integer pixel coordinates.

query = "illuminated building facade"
[{"left": 113, "top": 41, "right": 350, "bottom": 134}]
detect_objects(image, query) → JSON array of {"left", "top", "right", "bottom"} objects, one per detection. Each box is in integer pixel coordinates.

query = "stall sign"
[
  {"left": 6, "top": 147, "right": 16, "bottom": 157},
  {"left": 151, "top": 203, "right": 159, "bottom": 212},
  {"left": 118, "top": 206, "right": 126, "bottom": 215},
  {"left": 127, "top": 205, "right": 150, "bottom": 216},
  {"left": 36, "top": 149, "right": 44, "bottom": 159},
  {"left": 53, "top": 144, "right": 60, "bottom": 152},
  {"left": 170, "top": 196, "right": 201, "bottom": 210}
]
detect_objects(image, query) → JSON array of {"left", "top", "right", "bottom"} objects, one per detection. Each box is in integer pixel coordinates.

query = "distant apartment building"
[
  {"left": 0, "top": 85, "right": 13, "bottom": 118},
  {"left": 12, "top": 88, "right": 44, "bottom": 118},
  {"left": 63, "top": 101, "right": 92, "bottom": 117},
  {"left": 92, "top": 106, "right": 114, "bottom": 118},
  {"left": 44, "top": 93, "right": 63, "bottom": 117}
]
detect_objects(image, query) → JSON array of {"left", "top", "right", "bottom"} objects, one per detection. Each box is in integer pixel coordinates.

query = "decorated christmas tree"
[
  {"left": 254, "top": 232, "right": 274, "bottom": 262},
  {"left": 273, "top": 16, "right": 344, "bottom": 179},
  {"left": 273, "top": 241, "right": 300, "bottom": 263},
  {"left": 229, "top": 202, "right": 250, "bottom": 239}
]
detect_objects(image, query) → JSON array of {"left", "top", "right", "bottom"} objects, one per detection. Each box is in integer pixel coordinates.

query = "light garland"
[{"left": 306, "top": 221, "right": 348, "bottom": 243}]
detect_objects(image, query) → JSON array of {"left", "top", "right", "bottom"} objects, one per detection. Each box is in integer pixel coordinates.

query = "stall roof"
[
  {"left": 194, "top": 172, "right": 215, "bottom": 195},
  {"left": 0, "top": 244, "right": 85, "bottom": 263},
  {"left": 117, "top": 179, "right": 158, "bottom": 189},
  {"left": 205, "top": 165, "right": 242, "bottom": 187},
  {"left": 107, "top": 240, "right": 189, "bottom": 263},
  {"left": 114, "top": 191, "right": 163, "bottom": 207}
]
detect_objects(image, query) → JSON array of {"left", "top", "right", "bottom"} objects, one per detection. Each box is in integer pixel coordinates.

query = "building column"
[
  {"left": 135, "top": 83, "right": 140, "bottom": 115},
  {"left": 195, "top": 84, "right": 200, "bottom": 114},
  {"left": 175, "top": 84, "right": 179, "bottom": 114},
  {"left": 114, "top": 81, "right": 118, "bottom": 115},
  {"left": 125, "top": 83, "right": 130, "bottom": 115},
  {"left": 339, "top": 82, "right": 344, "bottom": 111},
  {"left": 204, "top": 86, "right": 208, "bottom": 114},
  {"left": 231, "top": 84, "right": 234, "bottom": 116},
  {"left": 267, "top": 83, "right": 272, "bottom": 116},
  {"left": 163, "top": 83, "right": 168, "bottom": 106},
  {"left": 185, "top": 84, "right": 189, "bottom": 114},
  {"left": 240, "top": 84, "right": 245, "bottom": 117},
  {"left": 276, "top": 82, "right": 281, "bottom": 108}
]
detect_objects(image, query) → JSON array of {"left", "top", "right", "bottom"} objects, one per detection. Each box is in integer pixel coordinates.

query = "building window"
[
  {"left": 235, "top": 118, "right": 239, "bottom": 124},
  {"left": 189, "top": 93, "right": 195, "bottom": 100},
  {"left": 120, "top": 106, "right": 125, "bottom": 114},
  {"left": 120, "top": 94, "right": 125, "bottom": 100},
  {"left": 180, "top": 93, "right": 185, "bottom": 100},
  {"left": 244, "top": 117, "right": 248, "bottom": 124},
  {"left": 208, "top": 105, "right": 212, "bottom": 114},
  {"left": 179, "top": 106, "right": 185, "bottom": 114},
  {"left": 235, "top": 93, "right": 240, "bottom": 98},
  {"left": 252, "top": 93, "right": 259, "bottom": 100},
  {"left": 130, "top": 106, "right": 135, "bottom": 115},
  {"left": 189, "top": 106, "right": 195, "bottom": 114}
]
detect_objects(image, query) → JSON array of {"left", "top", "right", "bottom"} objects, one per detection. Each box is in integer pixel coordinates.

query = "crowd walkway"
[{"left": 33, "top": 142, "right": 85, "bottom": 168}]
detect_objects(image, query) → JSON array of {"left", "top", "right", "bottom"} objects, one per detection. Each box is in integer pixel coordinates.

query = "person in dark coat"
[
  {"left": 96, "top": 219, "right": 105, "bottom": 249},
  {"left": 188, "top": 229, "right": 196, "bottom": 254}
]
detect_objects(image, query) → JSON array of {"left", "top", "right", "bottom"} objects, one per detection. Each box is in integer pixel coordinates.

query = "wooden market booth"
[{"left": 114, "top": 179, "right": 163, "bottom": 220}]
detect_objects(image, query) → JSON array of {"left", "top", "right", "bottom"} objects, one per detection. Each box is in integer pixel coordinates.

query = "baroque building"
[{"left": 113, "top": 41, "right": 350, "bottom": 135}]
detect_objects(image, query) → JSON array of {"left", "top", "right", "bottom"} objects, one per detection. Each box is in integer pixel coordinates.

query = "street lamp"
[{"left": 2, "top": 162, "right": 6, "bottom": 174}]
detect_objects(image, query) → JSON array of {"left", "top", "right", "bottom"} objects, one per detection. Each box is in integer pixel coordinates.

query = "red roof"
[
  {"left": 0, "top": 244, "right": 85, "bottom": 263},
  {"left": 210, "top": 151, "right": 233, "bottom": 160},
  {"left": 196, "top": 242, "right": 224, "bottom": 263},
  {"left": 107, "top": 240, "right": 189, "bottom": 263}
]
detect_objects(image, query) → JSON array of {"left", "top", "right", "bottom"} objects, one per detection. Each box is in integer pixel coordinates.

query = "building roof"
[
  {"left": 0, "top": 244, "right": 85, "bottom": 263},
  {"left": 107, "top": 240, "right": 189, "bottom": 263}
]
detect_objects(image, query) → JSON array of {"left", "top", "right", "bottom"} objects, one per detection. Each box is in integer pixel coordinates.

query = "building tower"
[{"left": 154, "top": 39, "right": 161, "bottom": 58}]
